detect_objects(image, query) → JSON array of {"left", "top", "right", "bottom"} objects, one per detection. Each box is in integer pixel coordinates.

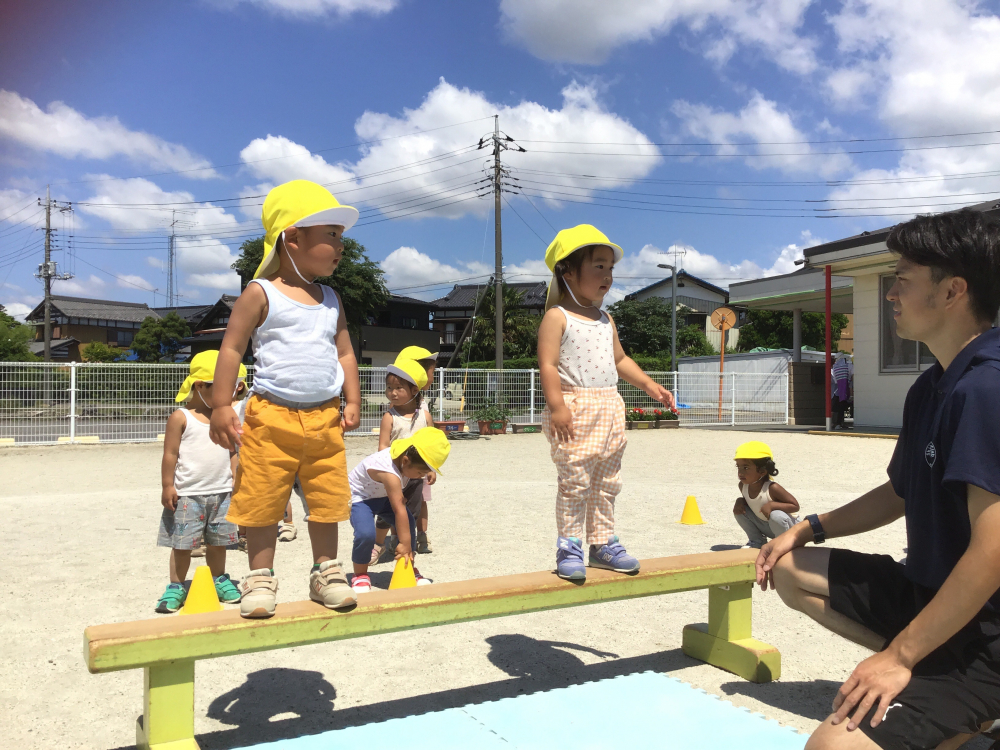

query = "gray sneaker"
[
  {"left": 309, "top": 561, "right": 356, "bottom": 610},
  {"left": 416, "top": 531, "right": 433, "bottom": 554},
  {"left": 240, "top": 569, "right": 278, "bottom": 618},
  {"left": 376, "top": 536, "right": 398, "bottom": 565}
]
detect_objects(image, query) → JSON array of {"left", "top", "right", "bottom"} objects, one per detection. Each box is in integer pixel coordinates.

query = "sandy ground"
[{"left": 0, "top": 430, "right": 990, "bottom": 750}]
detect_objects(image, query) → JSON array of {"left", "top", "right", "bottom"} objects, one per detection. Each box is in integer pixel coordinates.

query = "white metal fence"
[{"left": 0, "top": 363, "right": 787, "bottom": 445}]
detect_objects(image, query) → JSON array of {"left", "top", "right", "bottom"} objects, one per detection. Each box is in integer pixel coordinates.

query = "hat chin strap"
[
  {"left": 281, "top": 230, "right": 314, "bottom": 284},
  {"left": 563, "top": 282, "right": 597, "bottom": 309}
]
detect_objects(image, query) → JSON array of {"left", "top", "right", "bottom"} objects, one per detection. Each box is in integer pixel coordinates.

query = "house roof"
[
  {"left": 151, "top": 304, "right": 214, "bottom": 324},
  {"left": 625, "top": 270, "right": 729, "bottom": 301},
  {"left": 431, "top": 281, "right": 548, "bottom": 309},
  {"left": 25, "top": 295, "right": 159, "bottom": 324},
  {"left": 388, "top": 293, "right": 436, "bottom": 308},
  {"left": 804, "top": 197, "right": 1000, "bottom": 259},
  {"left": 28, "top": 337, "right": 79, "bottom": 355}
]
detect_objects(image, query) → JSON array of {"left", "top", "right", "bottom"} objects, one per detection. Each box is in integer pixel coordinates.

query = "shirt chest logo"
[{"left": 925, "top": 441, "right": 937, "bottom": 467}]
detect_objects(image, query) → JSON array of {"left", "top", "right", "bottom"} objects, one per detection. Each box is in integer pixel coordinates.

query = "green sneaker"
[
  {"left": 214, "top": 573, "right": 242, "bottom": 603},
  {"left": 155, "top": 582, "right": 187, "bottom": 614}
]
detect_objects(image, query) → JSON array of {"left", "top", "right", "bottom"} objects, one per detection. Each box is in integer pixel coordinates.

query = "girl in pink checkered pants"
[{"left": 538, "top": 225, "right": 676, "bottom": 582}]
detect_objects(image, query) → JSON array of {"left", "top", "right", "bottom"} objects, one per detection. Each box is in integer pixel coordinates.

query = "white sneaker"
[
  {"left": 240, "top": 568, "right": 278, "bottom": 618},
  {"left": 309, "top": 561, "right": 356, "bottom": 610},
  {"left": 278, "top": 522, "right": 297, "bottom": 542}
]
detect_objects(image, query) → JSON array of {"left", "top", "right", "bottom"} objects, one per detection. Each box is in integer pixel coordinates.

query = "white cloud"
[
  {"left": 240, "top": 135, "right": 357, "bottom": 189},
  {"left": 499, "top": 0, "right": 818, "bottom": 73},
  {"left": 116, "top": 274, "right": 155, "bottom": 292},
  {"left": 0, "top": 91, "right": 216, "bottom": 177},
  {"left": 186, "top": 272, "right": 242, "bottom": 292},
  {"left": 51, "top": 274, "right": 107, "bottom": 297},
  {"left": 0, "top": 301, "right": 32, "bottom": 321},
  {"left": 147, "top": 256, "right": 166, "bottom": 271},
  {"left": 671, "top": 92, "right": 852, "bottom": 177},
  {"left": 224, "top": 0, "right": 397, "bottom": 18}
]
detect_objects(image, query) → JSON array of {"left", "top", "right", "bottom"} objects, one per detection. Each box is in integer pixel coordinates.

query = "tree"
[
  {"left": 0, "top": 305, "right": 36, "bottom": 361},
  {"left": 606, "top": 297, "right": 716, "bottom": 365},
  {"left": 231, "top": 235, "right": 390, "bottom": 337},
  {"left": 736, "top": 309, "right": 849, "bottom": 352},
  {"left": 461, "top": 283, "right": 541, "bottom": 362},
  {"left": 131, "top": 312, "right": 191, "bottom": 362},
  {"left": 81, "top": 341, "right": 124, "bottom": 362}
]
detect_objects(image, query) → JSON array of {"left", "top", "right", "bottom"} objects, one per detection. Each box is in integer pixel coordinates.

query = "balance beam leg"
[
  {"left": 682, "top": 582, "right": 780, "bottom": 683},
  {"left": 136, "top": 660, "right": 199, "bottom": 750}
]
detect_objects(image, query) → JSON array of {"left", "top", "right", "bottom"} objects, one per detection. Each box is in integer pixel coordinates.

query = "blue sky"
[{"left": 3, "top": 0, "right": 1000, "bottom": 319}]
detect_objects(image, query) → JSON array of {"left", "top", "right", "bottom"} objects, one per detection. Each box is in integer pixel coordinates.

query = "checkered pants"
[{"left": 542, "top": 386, "right": 627, "bottom": 545}]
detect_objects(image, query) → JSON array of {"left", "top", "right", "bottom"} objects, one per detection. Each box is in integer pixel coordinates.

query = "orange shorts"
[{"left": 227, "top": 395, "right": 350, "bottom": 527}]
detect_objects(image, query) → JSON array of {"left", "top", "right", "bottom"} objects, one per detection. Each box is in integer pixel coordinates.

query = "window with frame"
[{"left": 879, "top": 274, "right": 936, "bottom": 372}]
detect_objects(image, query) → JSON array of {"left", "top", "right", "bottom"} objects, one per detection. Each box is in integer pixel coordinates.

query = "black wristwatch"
[{"left": 806, "top": 514, "right": 826, "bottom": 544}]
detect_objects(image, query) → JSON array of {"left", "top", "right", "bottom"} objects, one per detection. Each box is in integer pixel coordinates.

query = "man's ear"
[{"left": 945, "top": 275, "right": 969, "bottom": 306}]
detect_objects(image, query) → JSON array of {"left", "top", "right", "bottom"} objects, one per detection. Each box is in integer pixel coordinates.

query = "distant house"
[
  {"left": 183, "top": 295, "right": 242, "bottom": 359},
  {"left": 24, "top": 295, "right": 160, "bottom": 360},
  {"left": 430, "top": 281, "right": 547, "bottom": 362},
  {"left": 625, "top": 271, "right": 739, "bottom": 351},
  {"left": 151, "top": 304, "right": 213, "bottom": 328}
]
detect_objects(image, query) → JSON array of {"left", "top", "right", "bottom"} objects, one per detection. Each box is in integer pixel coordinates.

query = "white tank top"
[
  {"left": 349, "top": 448, "right": 412, "bottom": 503},
  {"left": 250, "top": 279, "right": 344, "bottom": 403},
  {"left": 174, "top": 409, "right": 233, "bottom": 495},
  {"left": 555, "top": 306, "right": 618, "bottom": 388},
  {"left": 741, "top": 480, "right": 773, "bottom": 522},
  {"left": 388, "top": 406, "right": 431, "bottom": 442}
]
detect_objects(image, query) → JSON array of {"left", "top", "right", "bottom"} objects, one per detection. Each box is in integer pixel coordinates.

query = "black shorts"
[{"left": 828, "top": 549, "right": 1000, "bottom": 750}]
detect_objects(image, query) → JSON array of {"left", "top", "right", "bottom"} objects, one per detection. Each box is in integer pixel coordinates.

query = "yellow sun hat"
[
  {"left": 255, "top": 180, "right": 359, "bottom": 280},
  {"left": 398, "top": 345, "right": 438, "bottom": 361},
  {"left": 386, "top": 356, "right": 428, "bottom": 390},
  {"left": 544, "top": 224, "right": 623, "bottom": 311},
  {"left": 175, "top": 350, "right": 247, "bottom": 402},
  {"left": 390, "top": 426, "right": 451, "bottom": 474},
  {"left": 734, "top": 441, "right": 773, "bottom": 460}
]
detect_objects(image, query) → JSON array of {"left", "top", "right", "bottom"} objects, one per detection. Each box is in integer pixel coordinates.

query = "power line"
[{"left": 519, "top": 139, "right": 1000, "bottom": 158}]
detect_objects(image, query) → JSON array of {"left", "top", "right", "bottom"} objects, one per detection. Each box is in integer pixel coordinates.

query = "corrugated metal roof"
[
  {"left": 432, "top": 281, "right": 547, "bottom": 309},
  {"left": 27, "top": 296, "right": 159, "bottom": 324}
]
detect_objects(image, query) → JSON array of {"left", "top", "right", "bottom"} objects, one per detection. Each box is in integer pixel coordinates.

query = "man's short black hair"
[{"left": 886, "top": 208, "right": 1000, "bottom": 324}]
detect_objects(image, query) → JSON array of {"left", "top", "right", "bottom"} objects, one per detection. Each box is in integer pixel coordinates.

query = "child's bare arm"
[
  {"left": 369, "top": 469, "right": 413, "bottom": 561},
  {"left": 161, "top": 410, "right": 185, "bottom": 510},
  {"left": 762, "top": 483, "right": 800, "bottom": 516},
  {"left": 378, "top": 412, "right": 393, "bottom": 450},
  {"left": 538, "top": 308, "right": 572, "bottom": 441},
  {"left": 210, "top": 284, "right": 266, "bottom": 450},
  {"left": 333, "top": 290, "right": 361, "bottom": 432},
  {"left": 609, "top": 314, "right": 676, "bottom": 410}
]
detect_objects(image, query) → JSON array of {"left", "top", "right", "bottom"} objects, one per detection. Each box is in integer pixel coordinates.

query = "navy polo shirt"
[{"left": 888, "top": 327, "right": 1000, "bottom": 611}]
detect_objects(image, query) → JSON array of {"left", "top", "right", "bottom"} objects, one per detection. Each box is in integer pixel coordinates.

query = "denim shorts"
[{"left": 158, "top": 492, "right": 239, "bottom": 550}]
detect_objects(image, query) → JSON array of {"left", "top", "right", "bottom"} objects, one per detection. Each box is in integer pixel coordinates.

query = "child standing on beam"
[
  {"left": 155, "top": 350, "right": 243, "bottom": 613},
  {"left": 537, "top": 225, "right": 676, "bottom": 581},
  {"left": 210, "top": 179, "right": 361, "bottom": 619}
]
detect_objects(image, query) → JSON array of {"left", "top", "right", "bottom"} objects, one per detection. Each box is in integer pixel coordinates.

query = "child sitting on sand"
[{"left": 733, "top": 441, "right": 800, "bottom": 549}]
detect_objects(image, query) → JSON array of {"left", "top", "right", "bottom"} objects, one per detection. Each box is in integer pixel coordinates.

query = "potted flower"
[
  {"left": 625, "top": 408, "right": 656, "bottom": 429},
  {"left": 473, "top": 402, "right": 511, "bottom": 435},
  {"left": 653, "top": 408, "right": 680, "bottom": 429}
]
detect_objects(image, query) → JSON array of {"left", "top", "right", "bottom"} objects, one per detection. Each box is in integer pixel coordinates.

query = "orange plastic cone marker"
[
  {"left": 680, "top": 495, "right": 705, "bottom": 525},
  {"left": 388, "top": 556, "right": 417, "bottom": 589},
  {"left": 179, "top": 565, "right": 222, "bottom": 615}
]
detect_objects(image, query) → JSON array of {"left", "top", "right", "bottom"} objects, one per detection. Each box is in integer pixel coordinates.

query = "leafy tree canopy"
[
  {"left": 231, "top": 235, "right": 390, "bottom": 336},
  {"left": 81, "top": 341, "right": 124, "bottom": 362},
  {"left": 131, "top": 312, "right": 191, "bottom": 362},
  {"left": 0, "top": 305, "right": 37, "bottom": 361},
  {"left": 461, "top": 283, "right": 541, "bottom": 363},
  {"left": 736, "top": 309, "right": 848, "bottom": 352},
  {"left": 605, "top": 297, "right": 716, "bottom": 366}
]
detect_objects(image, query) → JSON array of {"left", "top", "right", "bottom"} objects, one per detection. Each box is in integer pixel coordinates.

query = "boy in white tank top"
[
  {"left": 209, "top": 180, "right": 362, "bottom": 618},
  {"left": 537, "top": 225, "right": 676, "bottom": 582},
  {"left": 733, "top": 441, "right": 800, "bottom": 549},
  {"left": 155, "top": 351, "right": 242, "bottom": 613}
]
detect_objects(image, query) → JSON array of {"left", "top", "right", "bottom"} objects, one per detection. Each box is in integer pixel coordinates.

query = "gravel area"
[{"left": 1, "top": 429, "right": 987, "bottom": 749}]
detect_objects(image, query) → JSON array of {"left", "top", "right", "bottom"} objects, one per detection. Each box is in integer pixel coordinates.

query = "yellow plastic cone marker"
[
  {"left": 680, "top": 495, "right": 705, "bottom": 525},
  {"left": 179, "top": 565, "right": 222, "bottom": 615},
  {"left": 388, "top": 556, "right": 417, "bottom": 590}
]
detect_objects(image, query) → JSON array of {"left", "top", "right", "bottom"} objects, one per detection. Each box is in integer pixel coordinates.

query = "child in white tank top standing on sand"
[
  {"left": 732, "top": 441, "right": 800, "bottom": 549},
  {"left": 537, "top": 225, "right": 676, "bottom": 582}
]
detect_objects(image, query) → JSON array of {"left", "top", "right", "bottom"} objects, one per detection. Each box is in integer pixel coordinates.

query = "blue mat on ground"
[{"left": 239, "top": 671, "right": 806, "bottom": 749}]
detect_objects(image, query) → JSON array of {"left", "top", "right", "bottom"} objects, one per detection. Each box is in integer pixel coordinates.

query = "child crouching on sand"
[
  {"left": 349, "top": 427, "right": 450, "bottom": 593},
  {"left": 733, "top": 441, "right": 799, "bottom": 549},
  {"left": 156, "top": 351, "right": 242, "bottom": 613}
]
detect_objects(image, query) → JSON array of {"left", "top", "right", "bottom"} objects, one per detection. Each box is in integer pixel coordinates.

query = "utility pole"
[{"left": 36, "top": 185, "right": 73, "bottom": 362}]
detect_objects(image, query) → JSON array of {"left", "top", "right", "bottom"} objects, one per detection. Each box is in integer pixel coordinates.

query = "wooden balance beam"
[{"left": 84, "top": 549, "right": 779, "bottom": 750}]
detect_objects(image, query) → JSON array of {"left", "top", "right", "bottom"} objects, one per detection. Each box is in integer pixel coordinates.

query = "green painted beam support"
[
  {"left": 682, "top": 582, "right": 781, "bottom": 683},
  {"left": 136, "top": 660, "right": 199, "bottom": 750}
]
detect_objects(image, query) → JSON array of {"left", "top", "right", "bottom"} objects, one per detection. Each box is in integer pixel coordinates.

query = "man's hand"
[
  {"left": 550, "top": 405, "right": 575, "bottom": 443},
  {"left": 161, "top": 485, "right": 179, "bottom": 511},
  {"left": 209, "top": 405, "right": 242, "bottom": 450},
  {"left": 755, "top": 527, "right": 804, "bottom": 590},
  {"left": 832, "top": 648, "right": 913, "bottom": 730},
  {"left": 394, "top": 540, "right": 414, "bottom": 564},
  {"left": 342, "top": 402, "right": 360, "bottom": 432},
  {"left": 733, "top": 498, "right": 747, "bottom": 516},
  {"left": 426, "top": 470, "right": 437, "bottom": 486},
  {"left": 646, "top": 382, "right": 676, "bottom": 410}
]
